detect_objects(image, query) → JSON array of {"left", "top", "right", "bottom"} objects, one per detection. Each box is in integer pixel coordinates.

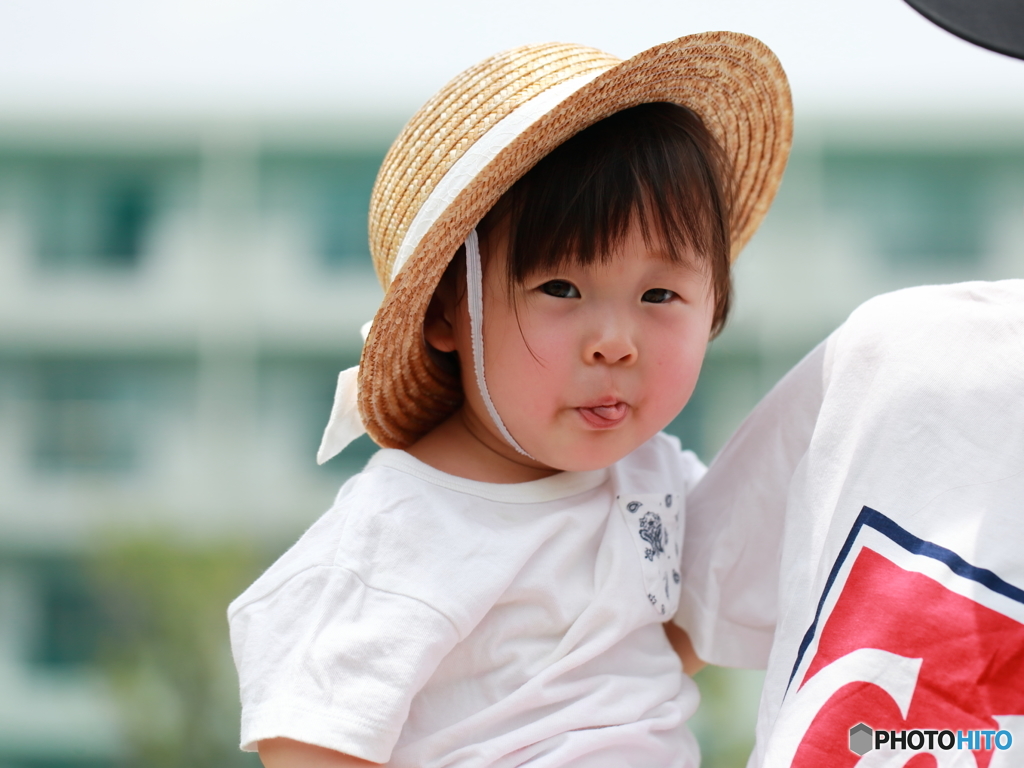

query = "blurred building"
[{"left": 0, "top": 114, "right": 1021, "bottom": 767}]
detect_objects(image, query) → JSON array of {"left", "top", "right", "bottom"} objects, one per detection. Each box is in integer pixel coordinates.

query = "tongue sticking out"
[
  {"left": 579, "top": 402, "right": 628, "bottom": 428},
  {"left": 592, "top": 404, "right": 626, "bottom": 420}
]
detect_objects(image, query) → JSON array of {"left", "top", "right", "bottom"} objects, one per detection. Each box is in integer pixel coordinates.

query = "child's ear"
[
  {"left": 423, "top": 283, "right": 458, "bottom": 354},
  {"left": 424, "top": 248, "right": 466, "bottom": 355}
]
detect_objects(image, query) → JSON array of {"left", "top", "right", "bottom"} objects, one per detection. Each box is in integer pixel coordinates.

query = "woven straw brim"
[{"left": 360, "top": 32, "right": 793, "bottom": 449}]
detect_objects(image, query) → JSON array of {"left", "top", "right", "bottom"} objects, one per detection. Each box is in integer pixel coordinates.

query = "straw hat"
[{"left": 317, "top": 32, "right": 793, "bottom": 461}]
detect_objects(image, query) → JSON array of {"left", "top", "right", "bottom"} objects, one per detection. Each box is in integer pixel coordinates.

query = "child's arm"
[
  {"left": 664, "top": 621, "right": 705, "bottom": 676},
  {"left": 259, "top": 738, "right": 383, "bottom": 767}
]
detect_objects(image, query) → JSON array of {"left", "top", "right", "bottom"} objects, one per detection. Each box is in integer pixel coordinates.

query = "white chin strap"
[{"left": 465, "top": 228, "right": 533, "bottom": 459}]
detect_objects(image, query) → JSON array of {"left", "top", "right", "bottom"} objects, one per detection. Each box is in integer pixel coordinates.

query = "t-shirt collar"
[{"left": 367, "top": 449, "right": 609, "bottom": 504}]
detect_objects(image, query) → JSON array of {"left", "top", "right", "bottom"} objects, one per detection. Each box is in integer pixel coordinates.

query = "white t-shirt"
[
  {"left": 674, "top": 280, "right": 1024, "bottom": 767},
  {"left": 229, "top": 432, "right": 706, "bottom": 767}
]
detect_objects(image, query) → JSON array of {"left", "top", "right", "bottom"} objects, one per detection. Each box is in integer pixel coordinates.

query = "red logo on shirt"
[{"left": 774, "top": 508, "right": 1024, "bottom": 768}]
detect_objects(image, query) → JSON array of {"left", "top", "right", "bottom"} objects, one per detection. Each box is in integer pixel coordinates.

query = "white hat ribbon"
[
  {"left": 316, "top": 321, "right": 372, "bottom": 465},
  {"left": 464, "top": 229, "right": 533, "bottom": 459}
]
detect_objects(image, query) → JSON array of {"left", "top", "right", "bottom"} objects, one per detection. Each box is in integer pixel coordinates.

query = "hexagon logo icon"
[{"left": 849, "top": 723, "right": 873, "bottom": 756}]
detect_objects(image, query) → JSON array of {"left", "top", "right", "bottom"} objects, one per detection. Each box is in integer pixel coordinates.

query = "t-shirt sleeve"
[
  {"left": 674, "top": 338, "right": 829, "bottom": 668},
  {"left": 229, "top": 563, "right": 459, "bottom": 763}
]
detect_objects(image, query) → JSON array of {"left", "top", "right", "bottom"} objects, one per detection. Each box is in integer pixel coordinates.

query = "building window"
[
  {"left": 262, "top": 153, "right": 383, "bottom": 269},
  {"left": 315, "top": 156, "right": 382, "bottom": 268},
  {"left": 33, "top": 362, "right": 143, "bottom": 472},
  {"left": 823, "top": 152, "right": 989, "bottom": 265},
  {"left": 28, "top": 559, "right": 102, "bottom": 669},
  {"left": 34, "top": 161, "right": 157, "bottom": 270}
]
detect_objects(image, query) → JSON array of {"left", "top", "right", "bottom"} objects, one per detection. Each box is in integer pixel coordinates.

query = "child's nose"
[{"left": 584, "top": 327, "right": 638, "bottom": 365}]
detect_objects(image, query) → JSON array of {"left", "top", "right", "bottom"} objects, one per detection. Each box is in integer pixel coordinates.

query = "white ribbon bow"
[{"left": 316, "top": 321, "right": 372, "bottom": 465}]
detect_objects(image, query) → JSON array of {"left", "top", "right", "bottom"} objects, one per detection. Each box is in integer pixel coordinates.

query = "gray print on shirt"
[
  {"left": 639, "top": 511, "right": 664, "bottom": 561},
  {"left": 616, "top": 493, "right": 683, "bottom": 617}
]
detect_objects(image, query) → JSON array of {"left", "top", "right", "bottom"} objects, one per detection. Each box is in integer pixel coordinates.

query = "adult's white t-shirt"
[
  {"left": 230, "top": 433, "right": 706, "bottom": 767},
  {"left": 674, "top": 280, "right": 1024, "bottom": 767}
]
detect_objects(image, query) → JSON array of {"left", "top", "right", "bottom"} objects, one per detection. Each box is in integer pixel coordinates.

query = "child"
[{"left": 229, "top": 33, "right": 791, "bottom": 768}]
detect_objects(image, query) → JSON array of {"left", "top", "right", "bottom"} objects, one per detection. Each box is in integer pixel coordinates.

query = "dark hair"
[{"left": 480, "top": 101, "right": 733, "bottom": 335}]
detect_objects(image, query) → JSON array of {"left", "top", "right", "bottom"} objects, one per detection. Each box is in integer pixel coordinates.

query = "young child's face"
[{"left": 432, "top": 216, "right": 715, "bottom": 474}]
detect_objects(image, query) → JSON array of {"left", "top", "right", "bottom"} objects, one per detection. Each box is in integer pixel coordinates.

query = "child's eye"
[
  {"left": 540, "top": 280, "right": 581, "bottom": 299},
  {"left": 642, "top": 288, "right": 676, "bottom": 304}
]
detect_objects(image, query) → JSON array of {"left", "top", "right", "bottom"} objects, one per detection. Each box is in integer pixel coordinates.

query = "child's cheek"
[
  {"left": 633, "top": 316, "right": 701, "bottom": 415},
  {"left": 657, "top": 331, "right": 708, "bottom": 412},
  {"left": 519, "top": 326, "right": 572, "bottom": 384},
  {"left": 492, "top": 312, "right": 574, "bottom": 416}
]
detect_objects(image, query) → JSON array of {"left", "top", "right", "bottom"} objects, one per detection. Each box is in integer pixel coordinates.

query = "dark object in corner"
[{"left": 904, "top": 0, "right": 1024, "bottom": 60}]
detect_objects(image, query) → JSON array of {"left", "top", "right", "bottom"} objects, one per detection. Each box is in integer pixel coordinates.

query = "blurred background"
[{"left": 0, "top": 1, "right": 1022, "bottom": 766}]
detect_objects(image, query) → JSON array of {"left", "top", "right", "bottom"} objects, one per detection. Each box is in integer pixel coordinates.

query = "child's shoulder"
[
  {"left": 228, "top": 452, "right": 466, "bottom": 608},
  {"left": 229, "top": 448, "right": 614, "bottom": 628}
]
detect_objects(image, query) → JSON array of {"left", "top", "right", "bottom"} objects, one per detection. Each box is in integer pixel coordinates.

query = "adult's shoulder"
[
  {"left": 848, "top": 279, "right": 1024, "bottom": 317},
  {"left": 836, "top": 280, "right": 1024, "bottom": 351},
  {"left": 823, "top": 279, "right": 1024, "bottom": 396}
]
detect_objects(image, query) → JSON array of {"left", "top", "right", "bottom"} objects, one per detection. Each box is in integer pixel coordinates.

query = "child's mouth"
[{"left": 577, "top": 402, "right": 628, "bottom": 428}]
